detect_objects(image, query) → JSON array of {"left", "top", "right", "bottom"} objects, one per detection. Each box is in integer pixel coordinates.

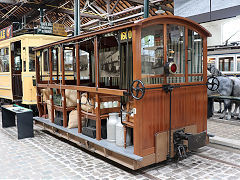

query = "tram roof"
[{"left": 33, "top": 15, "right": 211, "bottom": 51}]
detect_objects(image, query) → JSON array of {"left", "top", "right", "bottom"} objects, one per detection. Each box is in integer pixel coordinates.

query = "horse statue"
[
  {"left": 229, "top": 76, "right": 240, "bottom": 119},
  {"left": 207, "top": 64, "right": 233, "bottom": 120}
]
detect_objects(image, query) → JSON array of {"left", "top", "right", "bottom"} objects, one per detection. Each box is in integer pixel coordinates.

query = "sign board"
[
  {"left": 37, "top": 22, "right": 67, "bottom": 36},
  {"left": 53, "top": 23, "right": 67, "bottom": 37},
  {"left": 37, "top": 22, "right": 53, "bottom": 34},
  {"left": 120, "top": 29, "right": 132, "bottom": 42},
  {"left": 0, "top": 26, "right": 12, "bottom": 41}
]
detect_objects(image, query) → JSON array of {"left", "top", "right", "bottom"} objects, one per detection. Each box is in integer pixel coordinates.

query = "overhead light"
[{"left": 155, "top": 7, "right": 165, "bottom": 14}]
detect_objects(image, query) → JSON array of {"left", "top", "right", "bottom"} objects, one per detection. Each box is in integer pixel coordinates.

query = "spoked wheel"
[
  {"left": 207, "top": 76, "right": 220, "bottom": 91},
  {"left": 130, "top": 80, "right": 145, "bottom": 100}
]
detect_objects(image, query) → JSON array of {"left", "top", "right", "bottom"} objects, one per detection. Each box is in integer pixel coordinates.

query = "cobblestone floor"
[
  {"left": 208, "top": 120, "right": 240, "bottom": 141},
  {"left": 1, "top": 114, "right": 240, "bottom": 179}
]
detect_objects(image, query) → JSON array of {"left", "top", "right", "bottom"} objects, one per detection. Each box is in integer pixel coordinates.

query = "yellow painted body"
[{"left": 0, "top": 34, "right": 66, "bottom": 104}]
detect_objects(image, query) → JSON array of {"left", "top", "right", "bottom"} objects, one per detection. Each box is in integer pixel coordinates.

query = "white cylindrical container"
[
  {"left": 116, "top": 117, "right": 124, "bottom": 146},
  {"left": 107, "top": 113, "right": 118, "bottom": 142}
]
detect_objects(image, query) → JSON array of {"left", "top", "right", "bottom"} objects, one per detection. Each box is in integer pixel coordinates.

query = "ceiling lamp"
[{"left": 155, "top": 7, "right": 165, "bottom": 14}]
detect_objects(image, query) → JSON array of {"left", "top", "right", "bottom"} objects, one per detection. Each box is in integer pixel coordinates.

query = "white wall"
[{"left": 201, "top": 16, "right": 240, "bottom": 46}]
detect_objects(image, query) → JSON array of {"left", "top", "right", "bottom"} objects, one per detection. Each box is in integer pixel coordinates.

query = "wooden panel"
[
  {"left": 135, "top": 86, "right": 207, "bottom": 156},
  {"left": 155, "top": 131, "right": 168, "bottom": 163}
]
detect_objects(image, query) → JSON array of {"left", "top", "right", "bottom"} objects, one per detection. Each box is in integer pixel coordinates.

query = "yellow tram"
[
  {"left": 0, "top": 32, "right": 65, "bottom": 107},
  {"left": 33, "top": 15, "right": 212, "bottom": 169}
]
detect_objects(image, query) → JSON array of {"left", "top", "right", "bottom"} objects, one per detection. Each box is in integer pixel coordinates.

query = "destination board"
[{"left": 0, "top": 26, "right": 12, "bottom": 41}]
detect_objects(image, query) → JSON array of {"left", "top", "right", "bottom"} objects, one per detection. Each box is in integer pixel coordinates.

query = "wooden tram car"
[
  {"left": 0, "top": 33, "right": 65, "bottom": 108},
  {"left": 34, "top": 15, "right": 211, "bottom": 170}
]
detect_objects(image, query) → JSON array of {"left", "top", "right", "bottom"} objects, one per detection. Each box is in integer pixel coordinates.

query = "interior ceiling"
[{"left": 0, "top": 0, "right": 174, "bottom": 35}]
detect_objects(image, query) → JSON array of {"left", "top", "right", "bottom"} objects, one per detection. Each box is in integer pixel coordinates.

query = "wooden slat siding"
[
  {"left": 138, "top": 86, "right": 207, "bottom": 156},
  {"left": 76, "top": 42, "right": 82, "bottom": 133},
  {"left": 185, "top": 28, "right": 188, "bottom": 83},
  {"left": 49, "top": 48, "right": 54, "bottom": 123},
  {"left": 132, "top": 25, "right": 142, "bottom": 156},
  {"left": 36, "top": 52, "right": 43, "bottom": 117},
  {"left": 95, "top": 36, "right": 101, "bottom": 140},
  {"left": 60, "top": 46, "right": 67, "bottom": 127}
]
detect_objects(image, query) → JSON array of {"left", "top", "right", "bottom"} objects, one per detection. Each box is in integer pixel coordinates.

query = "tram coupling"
[{"left": 173, "top": 129, "right": 207, "bottom": 160}]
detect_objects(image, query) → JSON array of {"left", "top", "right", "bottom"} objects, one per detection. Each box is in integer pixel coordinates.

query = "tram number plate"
[{"left": 120, "top": 30, "right": 132, "bottom": 42}]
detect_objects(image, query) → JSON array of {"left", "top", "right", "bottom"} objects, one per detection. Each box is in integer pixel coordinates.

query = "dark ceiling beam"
[
  {"left": 92, "top": 1, "right": 106, "bottom": 14},
  {"left": 105, "top": 0, "right": 110, "bottom": 14},
  {"left": 20, "top": 3, "right": 104, "bottom": 20},
  {"left": 159, "top": 4, "right": 173, "bottom": 13},
  {"left": 57, "top": 8, "right": 104, "bottom": 19},
  {"left": 110, "top": 0, "right": 120, "bottom": 14},
  {"left": 128, "top": 0, "right": 173, "bottom": 8}
]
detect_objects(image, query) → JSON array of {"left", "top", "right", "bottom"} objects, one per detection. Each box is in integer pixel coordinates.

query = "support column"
[
  {"left": 74, "top": 0, "right": 79, "bottom": 36},
  {"left": 144, "top": 0, "right": 149, "bottom": 18},
  {"left": 60, "top": 46, "right": 67, "bottom": 127},
  {"left": 94, "top": 36, "right": 101, "bottom": 140},
  {"left": 49, "top": 48, "right": 54, "bottom": 123},
  {"left": 76, "top": 42, "right": 82, "bottom": 133}
]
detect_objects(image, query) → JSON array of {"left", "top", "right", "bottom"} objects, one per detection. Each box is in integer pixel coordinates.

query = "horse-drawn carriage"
[{"left": 33, "top": 15, "right": 213, "bottom": 169}]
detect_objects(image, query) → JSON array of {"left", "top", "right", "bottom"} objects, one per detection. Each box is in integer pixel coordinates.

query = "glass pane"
[
  {"left": 218, "top": 57, "right": 233, "bottom": 71},
  {"left": 237, "top": 57, "right": 240, "bottom": 71},
  {"left": 29, "top": 47, "right": 35, "bottom": 72},
  {"left": 80, "top": 50, "right": 90, "bottom": 80},
  {"left": 23, "top": 61, "right": 26, "bottom": 72},
  {"left": 52, "top": 49, "right": 58, "bottom": 71},
  {"left": 167, "top": 24, "right": 185, "bottom": 83},
  {"left": 188, "top": 76, "right": 203, "bottom": 82},
  {"left": 207, "top": 57, "right": 216, "bottom": 68},
  {"left": 99, "top": 33, "right": 120, "bottom": 88},
  {"left": 43, "top": 50, "right": 49, "bottom": 71},
  {"left": 64, "top": 49, "right": 73, "bottom": 71},
  {"left": 0, "top": 47, "right": 9, "bottom": 72},
  {"left": 188, "top": 30, "right": 203, "bottom": 82},
  {"left": 141, "top": 24, "right": 164, "bottom": 84}
]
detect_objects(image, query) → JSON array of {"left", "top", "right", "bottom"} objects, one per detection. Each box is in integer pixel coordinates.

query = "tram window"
[
  {"left": 188, "top": 30, "right": 203, "bottom": 82},
  {"left": 52, "top": 49, "right": 58, "bottom": 71},
  {"left": 29, "top": 47, "right": 35, "bottom": 72},
  {"left": 207, "top": 57, "right": 216, "bottom": 68},
  {"left": 0, "top": 47, "right": 9, "bottom": 72},
  {"left": 43, "top": 49, "right": 49, "bottom": 71},
  {"left": 99, "top": 34, "right": 120, "bottom": 88},
  {"left": 79, "top": 50, "right": 90, "bottom": 80},
  {"left": 167, "top": 25, "right": 185, "bottom": 83},
  {"left": 23, "top": 61, "right": 26, "bottom": 72},
  {"left": 79, "top": 38, "right": 94, "bottom": 84},
  {"left": 141, "top": 24, "right": 164, "bottom": 84},
  {"left": 219, "top": 57, "right": 234, "bottom": 72},
  {"left": 64, "top": 49, "right": 73, "bottom": 71},
  {"left": 237, "top": 57, "right": 240, "bottom": 71},
  {"left": 14, "top": 48, "right": 21, "bottom": 71},
  {"left": 14, "top": 56, "right": 21, "bottom": 71}
]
